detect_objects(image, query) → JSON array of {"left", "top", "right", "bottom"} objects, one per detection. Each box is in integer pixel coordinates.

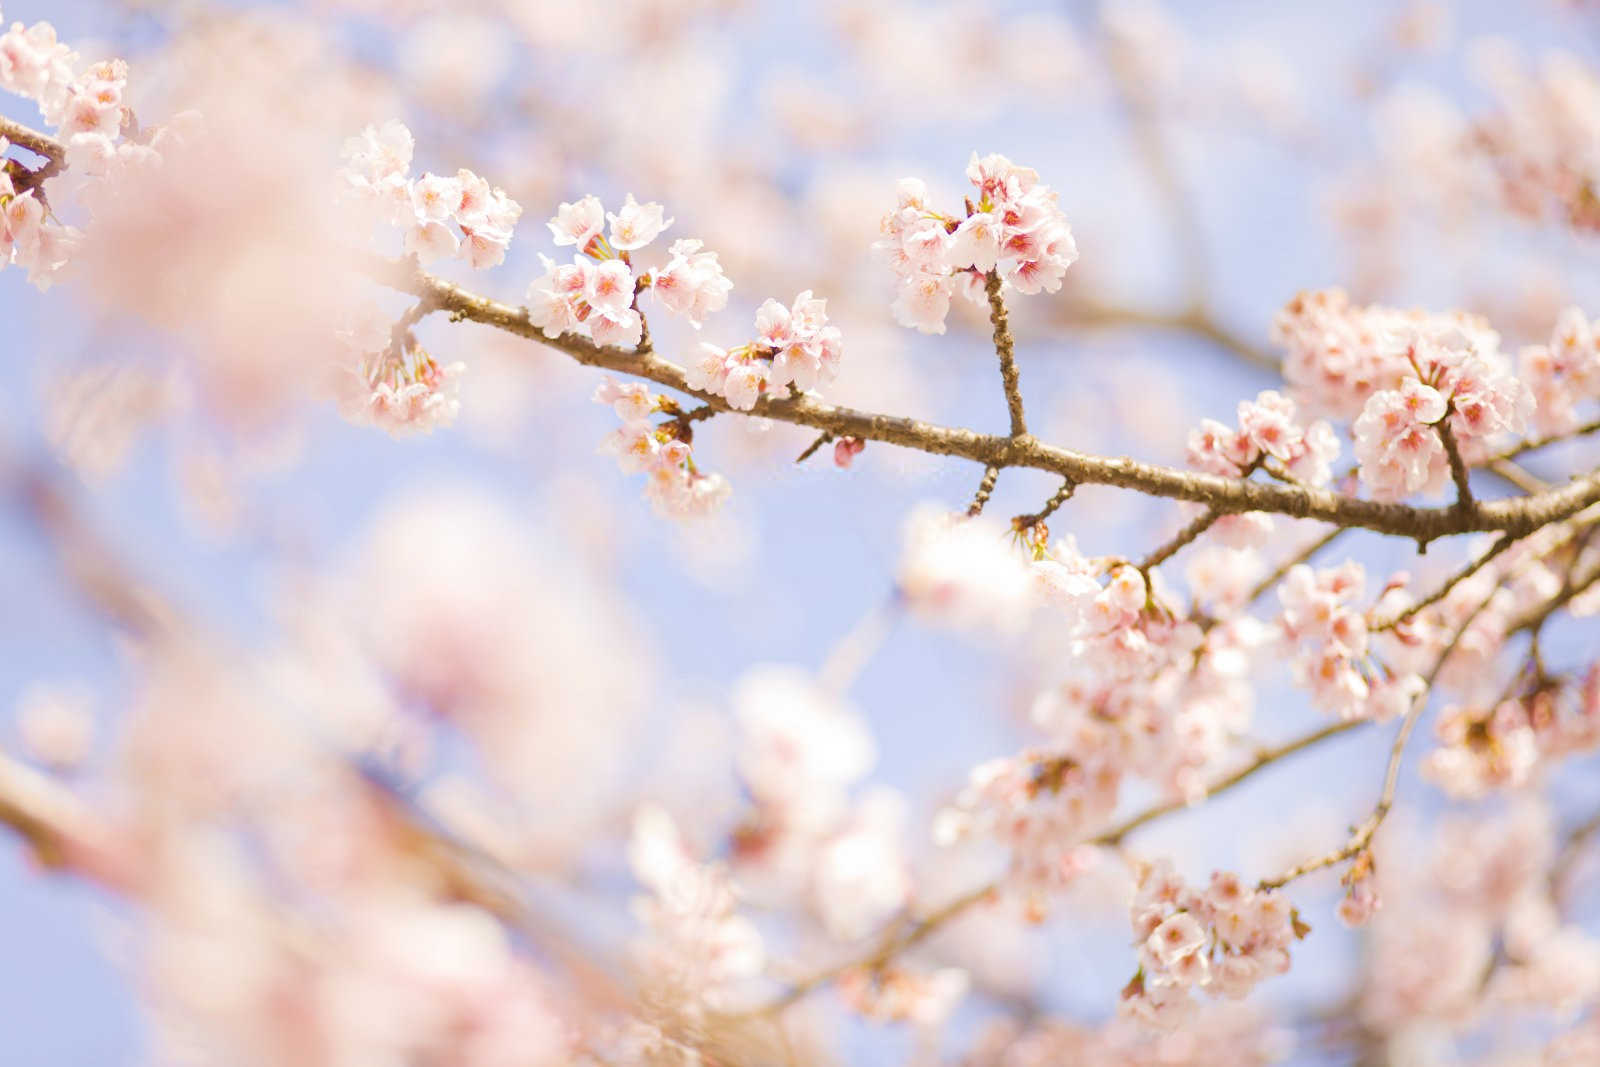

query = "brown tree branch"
[
  {"left": 0, "top": 115, "right": 66, "bottom": 194},
  {"left": 1371, "top": 531, "right": 1516, "bottom": 632},
  {"left": 967, "top": 464, "right": 1000, "bottom": 517},
  {"left": 366, "top": 257, "right": 1600, "bottom": 545},
  {"left": 1011, "top": 477, "right": 1077, "bottom": 532},
  {"left": 1437, "top": 418, "right": 1476, "bottom": 512},
  {"left": 985, "top": 270, "right": 1027, "bottom": 438}
]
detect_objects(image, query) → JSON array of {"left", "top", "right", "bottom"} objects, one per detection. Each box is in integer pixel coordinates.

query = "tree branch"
[
  {"left": 367, "top": 257, "right": 1600, "bottom": 545},
  {"left": 967, "top": 464, "right": 1000, "bottom": 517},
  {"left": 985, "top": 270, "right": 1027, "bottom": 438},
  {"left": 1437, "top": 417, "right": 1476, "bottom": 513},
  {"left": 1011, "top": 477, "right": 1077, "bottom": 532},
  {"left": 0, "top": 115, "right": 66, "bottom": 193}
]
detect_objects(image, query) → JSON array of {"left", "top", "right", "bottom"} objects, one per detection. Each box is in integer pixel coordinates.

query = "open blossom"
[
  {"left": 1277, "top": 561, "right": 1425, "bottom": 722},
  {"left": 1423, "top": 674, "right": 1600, "bottom": 798},
  {"left": 56, "top": 58, "right": 126, "bottom": 138},
  {"left": 1519, "top": 306, "right": 1600, "bottom": 434},
  {"left": 1350, "top": 333, "right": 1532, "bottom": 499},
  {"left": 339, "top": 321, "right": 464, "bottom": 437},
  {"left": 527, "top": 254, "right": 644, "bottom": 348},
  {"left": 685, "top": 291, "right": 843, "bottom": 409},
  {"left": 547, "top": 195, "right": 605, "bottom": 249},
  {"left": 340, "top": 121, "right": 520, "bottom": 269},
  {"left": 340, "top": 119, "right": 413, "bottom": 186},
  {"left": 607, "top": 193, "right": 673, "bottom": 250},
  {"left": 649, "top": 238, "right": 732, "bottom": 328},
  {"left": 530, "top": 195, "right": 732, "bottom": 347},
  {"left": 0, "top": 16, "right": 78, "bottom": 120},
  {"left": 593, "top": 376, "right": 729, "bottom": 518},
  {"left": 1121, "top": 862, "right": 1305, "bottom": 1029},
  {"left": 876, "top": 153, "right": 1078, "bottom": 334},
  {"left": 1185, "top": 390, "right": 1338, "bottom": 548}
]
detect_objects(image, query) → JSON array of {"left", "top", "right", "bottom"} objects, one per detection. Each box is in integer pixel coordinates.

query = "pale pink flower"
[
  {"left": 949, "top": 211, "right": 1002, "bottom": 272},
  {"left": 606, "top": 193, "right": 672, "bottom": 251},
  {"left": 589, "top": 307, "right": 643, "bottom": 349},
  {"left": 585, "top": 258, "right": 635, "bottom": 314},
  {"left": 547, "top": 195, "right": 605, "bottom": 249},
  {"left": 340, "top": 119, "right": 414, "bottom": 183},
  {"left": 891, "top": 273, "right": 953, "bottom": 334},
  {"left": 650, "top": 238, "right": 732, "bottom": 328}
]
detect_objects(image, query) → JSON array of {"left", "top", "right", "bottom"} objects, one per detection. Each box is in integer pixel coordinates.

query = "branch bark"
[
  {"left": 984, "top": 270, "right": 1027, "bottom": 438},
  {"left": 369, "top": 256, "right": 1600, "bottom": 544}
]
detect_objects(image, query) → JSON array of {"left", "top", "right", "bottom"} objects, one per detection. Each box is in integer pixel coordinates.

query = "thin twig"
[
  {"left": 1437, "top": 418, "right": 1476, "bottom": 512},
  {"left": 794, "top": 431, "right": 833, "bottom": 464},
  {"left": 1487, "top": 458, "right": 1551, "bottom": 495},
  {"left": 1372, "top": 532, "right": 1516, "bottom": 632},
  {"left": 1492, "top": 417, "right": 1600, "bottom": 463},
  {"left": 1012, "top": 478, "right": 1077, "bottom": 531},
  {"left": 1139, "top": 507, "right": 1219, "bottom": 571},
  {"left": 1242, "top": 528, "right": 1348, "bottom": 609},
  {"left": 967, "top": 464, "right": 1000, "bottom": 517}
]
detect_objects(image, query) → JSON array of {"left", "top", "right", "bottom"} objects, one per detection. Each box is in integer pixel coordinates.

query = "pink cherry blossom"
[{"left": 606, "top": 192, "right": 672, "bottom": 251}]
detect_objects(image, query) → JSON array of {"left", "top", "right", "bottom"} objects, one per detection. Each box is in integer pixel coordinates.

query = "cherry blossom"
[
  {"left": 340, "top": 120, "right": 522, "bottom": 270},
  {"left": 5, "top": 8, "right": 1600, "bottom": 1065},
  {"left": 593, "top": 375, "right": 729, "bottom": 517},
  {"left": 876, "top": 153, "right": 1078, "bottom": 334},
  {"left": 1120, "top": 862, "right": 1307, "bottom": 1028}
]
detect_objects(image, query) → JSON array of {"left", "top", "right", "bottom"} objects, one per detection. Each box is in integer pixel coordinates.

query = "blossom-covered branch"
[{"left": 373, "top": 254, "right": 1600, "bottom": 545}]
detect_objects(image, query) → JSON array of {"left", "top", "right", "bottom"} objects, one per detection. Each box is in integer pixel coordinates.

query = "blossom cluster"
[
  {"left": 1354, "top": 339, "right": 1531, "bottom": 500},
  {"left": 1275, "top": 288, "right": 1502, "bottom": 420},
  {"left": 1471, "top": 48, "right": 1600, "bottom": 233},
  {"left": 1519, "top": 306, "right": 1600, "bottom": 435},
  {"left": 1186, "top": 389, "right": 1338, "bottom": 548},
  {"left": 1276, "top": 289, "right": 1532, "bottom": 500},
  {"left": 527, "top": 194, "right": 731, "bottom": 349},
  {"left": 1120, "top": 861, "right": 1306, "bottom": 1029},
  {"left": 875, "top": 152, "right": 1078, "bottom": 334},
  {"left": 933, "top": 532, "right": 1264, "bottom": 905},
  {"left": 1424, "top": 667, "right": 1600, "bottom": 798},
  {"left": 1277, "top": 562, "right": 1425, "bottom": 721},
  {"left": 684, "top": 289, "right": 843, "bottom": 410},
  {"left": 594, "top": 376, "right": 729, "bottom": 518},
  {"left": 336, "top": 307, "right": 463, "bottom": 436},
  {"left": 0, "top": 141, "right": 75, "bottom": 285},
  {"left": 340, "top": 120, "right": 522, "bottom": 269},
  {"left": 0, "top": 13, "right": 147, "bottom": 285}
]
